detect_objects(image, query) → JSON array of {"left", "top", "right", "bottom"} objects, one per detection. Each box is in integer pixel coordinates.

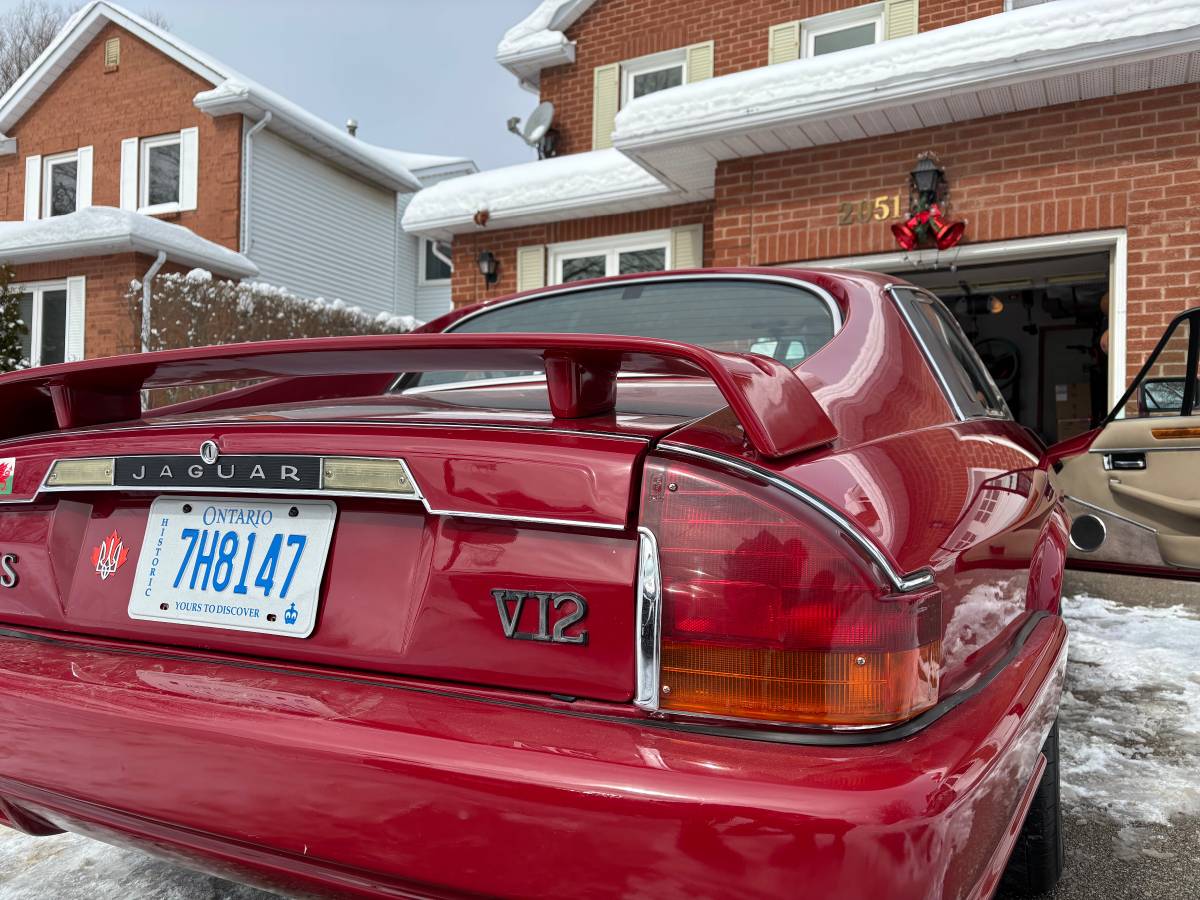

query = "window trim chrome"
[
  {"left": 885, "top": 283, "right": 1012, "bottom": 424},
  {"left": 396, "top": 272, "right": 846, "bottom": 393},
  {"left": 657, "top": 442, "right": 935, "bottom": 593}
]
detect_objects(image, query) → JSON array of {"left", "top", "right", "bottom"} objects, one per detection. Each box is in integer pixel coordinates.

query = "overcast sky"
[{"left": 41, "top": 0, "right": 542, "bottom": 171}]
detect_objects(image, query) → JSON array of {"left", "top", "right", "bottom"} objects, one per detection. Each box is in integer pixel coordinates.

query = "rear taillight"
[{"left": 638, "top": 457, "right": 940, "bottom": 728}]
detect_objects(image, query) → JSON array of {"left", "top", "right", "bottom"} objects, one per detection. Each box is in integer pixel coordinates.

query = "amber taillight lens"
[{"left": 640, "top": 458, "right": 941, "bottom": 728}]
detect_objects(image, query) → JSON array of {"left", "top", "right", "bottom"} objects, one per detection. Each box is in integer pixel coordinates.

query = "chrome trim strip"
[
  {"left": 884, "top": 282, "right": 967, "bottom": 422},
  {"left": 657, "top": 442, "right": 935, "bottom": 593},
  {"left": 0, "top": 453, "right": 628, "bottom": 532},
  {"left": 1062, "top": 494, "right": 1157, "bottom": 533},
  {"left": 634, "top": 526, "right": 662, "bottom": 712},
  {"left": 0, "top": 418, "right": 656, "bottom": 449},
  {"left": 1089, "top": 446, "right": 1200, "bottom": 454}
]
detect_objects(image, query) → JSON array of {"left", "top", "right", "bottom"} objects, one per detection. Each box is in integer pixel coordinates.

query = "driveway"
[{"left": 2, "top": 572, "right": 1198, "bottom": 899}]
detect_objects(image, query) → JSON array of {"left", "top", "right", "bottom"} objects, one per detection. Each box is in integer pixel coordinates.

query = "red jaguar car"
[{"left": 0, "top": 268, "right": 1194, "bottom": 899}]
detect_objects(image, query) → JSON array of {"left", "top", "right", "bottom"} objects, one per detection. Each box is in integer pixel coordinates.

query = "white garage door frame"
[{"left": 794, "top": 229, "right": 1129, "bottom": 412}]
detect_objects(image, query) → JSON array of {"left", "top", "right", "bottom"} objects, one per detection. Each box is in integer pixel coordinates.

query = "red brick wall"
[
  {"left": 540, "top": 0, "right": 1005, "bottom": 156},
  {"left": 451, "top": 202, "right": 712, "bottom": 306},
  {"left": 708, "top": 83, "right": 1200, "bottom": 380},
  {"left": 0, "top": 22, "right": 241, "bottom": 249}
]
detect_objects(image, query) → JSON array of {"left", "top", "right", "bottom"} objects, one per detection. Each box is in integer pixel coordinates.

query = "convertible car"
[{"left": 0, "top": 268, "right": 1194, "bottom": 899}]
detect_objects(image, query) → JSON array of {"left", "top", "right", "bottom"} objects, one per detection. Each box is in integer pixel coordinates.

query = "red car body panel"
[
  {"left": 0, "top": 615, "right": 1065, "bottom": 900},
  {"left": 0, "top": 267, "right": 1070, "bottom": 898}
]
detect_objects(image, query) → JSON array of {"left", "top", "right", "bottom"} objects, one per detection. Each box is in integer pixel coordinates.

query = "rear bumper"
[{"left": 0, "top": 615, "right": 1067, "bottom": 900}]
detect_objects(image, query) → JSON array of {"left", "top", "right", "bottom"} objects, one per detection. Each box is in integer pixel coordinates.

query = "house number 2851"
[{"left": 838, "top": 194, "right": 903, "bottom": 226}]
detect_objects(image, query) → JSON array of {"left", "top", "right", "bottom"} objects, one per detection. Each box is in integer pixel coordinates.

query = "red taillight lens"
[{"left": 639, "top": 458, "right": 940, "bottom": 727}]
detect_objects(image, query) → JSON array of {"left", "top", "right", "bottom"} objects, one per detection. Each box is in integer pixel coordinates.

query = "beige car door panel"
[{"left": 1058, "top": 417, "right": 1200, "bottom": 569}]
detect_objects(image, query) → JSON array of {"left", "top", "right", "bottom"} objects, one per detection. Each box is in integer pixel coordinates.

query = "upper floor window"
[
  {"left": 120, "top": 127, "right": 198, "bottom": 216},
  {"left": 43, "top": 152, "right": 79, "bottom": 217},
  {"left": 421, "top": 239, "right": 453, "bottom": 283},
  {"left": 806, "top": 4, "right": 884, "bottom": 56},
  {"left": 24, "top": 147, "right": 91, "bottom": 221},
  {"left": 549, "top": 230, "right": 670, "bottom": 284},
  {"left": 769, "top": 2, "right": 888, "bottom": 66},
  {"left": 140, "top": 133, "right": 182, "bottom": 211},
  {"left": 621, "top": 50, "right": 686, "bottom": 106}
]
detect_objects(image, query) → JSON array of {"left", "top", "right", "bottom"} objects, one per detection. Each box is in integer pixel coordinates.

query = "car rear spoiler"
[{"left": 0, "top": 334, "right": 837, "bottom": 459}]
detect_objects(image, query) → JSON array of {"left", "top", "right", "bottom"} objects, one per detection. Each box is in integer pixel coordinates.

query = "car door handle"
[{"left": 1103, "top": 452, "right": 1146, "bottom": 470}]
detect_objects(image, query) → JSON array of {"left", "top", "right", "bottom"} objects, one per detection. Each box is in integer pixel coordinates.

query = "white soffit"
[{"left": 614, "top": 0, "right": 1200, "bottom": 192}]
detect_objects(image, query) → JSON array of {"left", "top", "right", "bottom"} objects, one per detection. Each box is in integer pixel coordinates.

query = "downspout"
[
  {"left": 141, "top": 251, "right": 168, "bottom": 352},
  {"left": 240, "top": 111, "right": 272, "bottom": 254}
]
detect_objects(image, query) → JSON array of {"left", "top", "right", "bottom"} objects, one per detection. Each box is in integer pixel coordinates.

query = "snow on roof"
[
  {"left": 401, "top": 148, "right": 675, "bottom": 238},
  {"left": 0, "top": 2, "right": 472, "bottom": 192},
  {"left": 496, "top": 0, "right": 597, "bottom": 88},
  {"left": 614, "top": 0, "right": 1200, "bottom": 147},
  {"left": 0, "top": 207, "right": 258, "bottom": 276}
]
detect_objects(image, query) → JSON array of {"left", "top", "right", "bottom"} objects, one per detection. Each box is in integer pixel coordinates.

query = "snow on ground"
[
  {"left": 0, "top": 826, "right": 277, "bottom": 899},
  {"left": 1057, "top": 592, "right": 1200, "bottom": 858}
]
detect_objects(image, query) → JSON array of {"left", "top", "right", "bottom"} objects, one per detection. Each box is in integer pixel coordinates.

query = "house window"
[
  {"left": 803, "top": 3, "right": 884, "bottom": 57},
  {"left": 42, "top": 153, "right": 78, "bottom": 217},
  {"left": 422, "top": 239, "right": 453, "bottom": 282},
  {"left": 621, "top": 50, "right": 686, "bottom": 107},
  {"left": 549, "top": 231, "right": 671, "bottom": 284},
  {"left": 140, "top": 133, "right": 182, "bottom": 211},
  {"left": 16, "top": 284, "right": 68, "bottom": 368}
]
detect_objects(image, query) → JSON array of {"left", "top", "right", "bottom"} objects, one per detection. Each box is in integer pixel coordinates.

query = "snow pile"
[
  {"left": 402, "top": 149, "right": 668, "bottom": 233},
  {"left": 0, "top": 827, "right": 278, "bottom": 899},
  {"left": 1059, "top": 592, "right": 1200, "bottom": 827},
  {"left": 613, "top": 0, "right": 1200, "bottom": 143},
  {"left": 0, "top": 207, "right": 256, "bottom": 276},
  {"left": 496, "top": 0, "right": 596, "bottom": 59}
]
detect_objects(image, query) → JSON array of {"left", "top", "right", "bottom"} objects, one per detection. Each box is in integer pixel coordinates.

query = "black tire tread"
[{"left": 1000, "top": 719, "right": 1065, "bottom": 897}]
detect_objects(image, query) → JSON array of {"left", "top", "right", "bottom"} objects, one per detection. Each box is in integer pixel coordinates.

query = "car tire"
[{"left": 1000, "top": 719, "right": 1065, "bottom": 897}]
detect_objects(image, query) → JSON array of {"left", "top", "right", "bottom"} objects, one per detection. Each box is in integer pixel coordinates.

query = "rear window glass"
[{"left": 406, "top": 278, "right": 840, "bottom": 389}]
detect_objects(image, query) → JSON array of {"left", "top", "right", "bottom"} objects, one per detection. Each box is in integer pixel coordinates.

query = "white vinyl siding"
[{"left": 247, "top": 129, "right": 399, "bottom": 317}]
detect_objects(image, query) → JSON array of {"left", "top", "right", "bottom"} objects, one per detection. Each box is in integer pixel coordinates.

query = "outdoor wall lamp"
[
  {"left": 891, "top": 152, "right": 966, "bottom": 252},
  {"left": 477, "top": 251, "right": 499, "bottom": 285},
  {"left": 910, "top": 155, "right": 946, "bottom": 203}
]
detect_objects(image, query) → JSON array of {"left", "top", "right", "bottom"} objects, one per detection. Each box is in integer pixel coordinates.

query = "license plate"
[{"left": 128, "top": 497, "right": 337, "bottom": 638}]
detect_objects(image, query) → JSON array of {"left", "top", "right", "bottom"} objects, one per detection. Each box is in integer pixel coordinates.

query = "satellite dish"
[
  {"left": 524, "top": 101, "right": 554, "bottom": 144},
  {"left": 507, "top": 101, "right": 559, "bottom": 159}
]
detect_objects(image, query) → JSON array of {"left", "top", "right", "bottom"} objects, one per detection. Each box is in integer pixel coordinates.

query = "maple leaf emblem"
[{"left": 92, "top": 531, "right": 129, "bottom": 581}]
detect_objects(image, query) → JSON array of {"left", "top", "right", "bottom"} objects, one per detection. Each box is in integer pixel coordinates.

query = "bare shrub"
[{"left": 129, "top": 270, "right": 417, "bottom": 353}]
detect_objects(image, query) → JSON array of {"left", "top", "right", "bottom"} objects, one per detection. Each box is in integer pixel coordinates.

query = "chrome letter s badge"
[{"left": 492, "top": 589, "right": 588, "bottom": 645}]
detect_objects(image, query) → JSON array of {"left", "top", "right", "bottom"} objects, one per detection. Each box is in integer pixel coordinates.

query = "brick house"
[
  {"left": 404, "top": 0, "right": 1200, "bottom": 443},
  {"left": 0, "top": 1, "right": 474, "bottom": 366}
]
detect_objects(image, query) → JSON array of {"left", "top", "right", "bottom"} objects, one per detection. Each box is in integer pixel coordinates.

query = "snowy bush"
[
  {"left": 127, "top": 270, "right": 419, "bottom": 353},
  {"left": 0, "top": 264, "right": 27, "bottom": 372}
]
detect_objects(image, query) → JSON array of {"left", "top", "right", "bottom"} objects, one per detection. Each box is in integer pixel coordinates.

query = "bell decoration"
[{"left": 891, "top": 217, "right": 920, "bottom": 251}]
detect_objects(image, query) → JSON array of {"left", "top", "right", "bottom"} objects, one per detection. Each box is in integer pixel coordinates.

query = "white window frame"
[
  {"left": 139, "top": 132, "right": 183, "bottom": 214},
  {"left": 801, "top": 2, "right": 884, "bottom": 58},
  {"left": 620, "top": 49, "right": 687, "bottom": 108},
  {"left": 548, "top": 230, "right": 672, "bottom": 285},
  {"left": 14, "top": 280, "right": 69, "bottom": 368},
  {"left": 419, "top": 238, "right": 454, "bottom": 284},
  {"left": 42, "top": 151, "right": 79, "bottom": 218}
]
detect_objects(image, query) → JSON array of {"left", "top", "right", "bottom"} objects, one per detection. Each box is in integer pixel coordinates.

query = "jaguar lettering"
[{"left": 492, "top": 589, "right": 588, "bottom": 645}]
